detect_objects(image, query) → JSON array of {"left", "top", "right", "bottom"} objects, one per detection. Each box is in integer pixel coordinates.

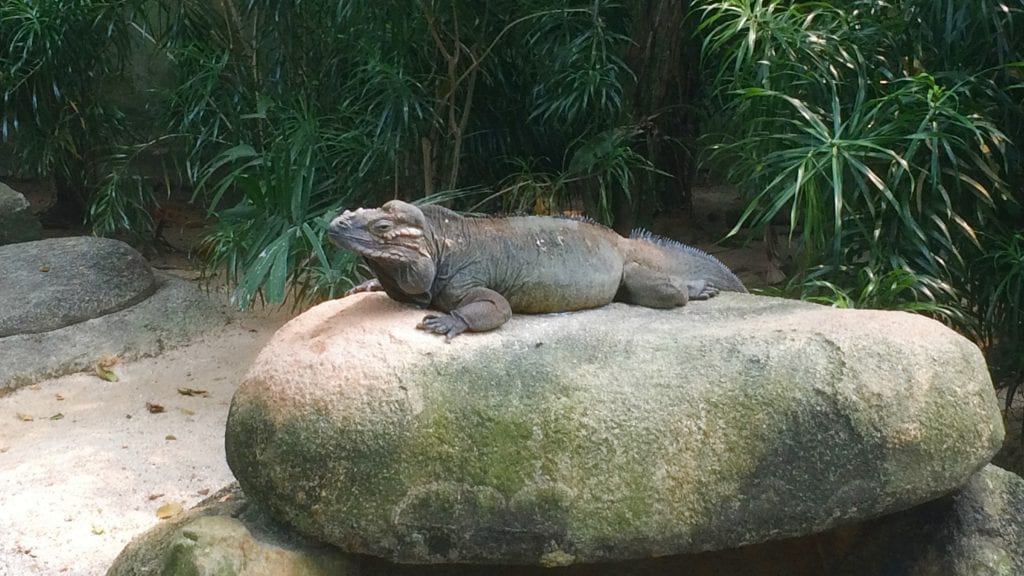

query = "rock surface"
[
  {"left": 0, "top": 182, "right": 42, "bottom": 245},
  {"left": 0, "top": 236, "right": 156, "bottom": 337},
  {"left": 826, "top": 464, "right": 1024, "bottom": 576},
  {"left": 225, "top": 292, "right": 1004, "bottom": 564},
  {"left": 108, "top": 465, "right": 1024, "bottom": 575},
  {"left": 0, "top": 269, "right": 225, "bottom": 392},
  {"left": 106, "top": 485, "right": 358, "bottom": 576}
]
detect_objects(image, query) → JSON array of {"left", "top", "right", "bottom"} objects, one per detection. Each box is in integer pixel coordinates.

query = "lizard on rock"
[{"left": 328, "top": 200, "right": 747, "bottom": 339}]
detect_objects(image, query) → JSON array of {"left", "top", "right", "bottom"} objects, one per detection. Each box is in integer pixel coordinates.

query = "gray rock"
[
  {"left": 225, "top": 293, "right": 1004, "bottom": 564},
  {"left": 106, "top": 485, "right": 359, "bottom": 576},
  {"left": 0, "top": 270, "right": 225, "bottom": 392},
  {"left": 107, "top": 466, "right": 1024, "bottom": 575},
  {"left": 0, "top": 236, "right": 156, "bottom": 337},
  {"left": 0, "top": 182, "right": 42, "bottom": 245},
  {"left": 824, "top": 464, "right": 1024, "bottom": 576}
]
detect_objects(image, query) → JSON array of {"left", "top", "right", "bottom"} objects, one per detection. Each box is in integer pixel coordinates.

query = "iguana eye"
[{"left": 372, "top": 220, "right": 393, "bottom": 233}]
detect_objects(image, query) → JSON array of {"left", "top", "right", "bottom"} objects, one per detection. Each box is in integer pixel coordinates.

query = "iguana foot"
[
  {"left": 417, "top": 313, "right": 469, "bottom": 341},
  {"left": 687, "top": 280, "right": 719, "bottom": 300},
  {"left": 345, "top": 278, "right": 383, "bottom": 297}
]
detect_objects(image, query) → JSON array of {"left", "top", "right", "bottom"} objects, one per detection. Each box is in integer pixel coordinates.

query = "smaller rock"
[
  {"left": 0, "top": 270, "right": 224, "bottom": 392},
  {"left": 0, "top": 236, "right": 156, "bottom": 337},
  {"left": 170, "top": 516, "right": 354, "bottom": 573},
  {"left": 106, "top": 485, "right": 362, "bottom": 576},
  {"left": 826, "top": 464, "right": 1024, "bottom": 576},
  {"left": 0, "top": 182, "right": 42, "bottom": 245}
]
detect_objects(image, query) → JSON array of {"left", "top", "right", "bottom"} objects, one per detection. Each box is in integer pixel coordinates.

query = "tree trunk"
[
  {"left": 621, "top": 0, "right": 700, "bottom": 230},
  {"left": 44, "top": 163, "right": 90, "bottom": 228}
]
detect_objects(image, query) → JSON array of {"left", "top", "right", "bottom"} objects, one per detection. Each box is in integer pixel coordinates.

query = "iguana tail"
[{"left": 630, "top": 229, "right": 748, "bottom": 293}]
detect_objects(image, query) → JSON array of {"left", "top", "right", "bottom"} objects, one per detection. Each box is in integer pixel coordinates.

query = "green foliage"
[
  {"left": 698, "top": 0, "right": 1024, "bottom": 396},
  {"left": 0, "top": 0, "right": 691, "bottom": 308},
  {"left": 770, "top": 266, "right": 969, "bottom": 326},
  {"left": 970, "top": 228, "right": 1024, "bottom": 405},
  {"left": 80, "top": 0, "right": 677, "bottom": 308},
  {"left": 0, "top": 0, "right": 143, "bottom": 200},
  {"left": 527, "top": 5, "right": 632, "bottom": 127},
  {"left": 192, "top": 99, "right": 368, "bottom": 307}
]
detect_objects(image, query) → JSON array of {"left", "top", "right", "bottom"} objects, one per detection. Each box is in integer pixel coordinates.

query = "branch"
[{"left": 444, "top": 8, "right": 591, "bottom": 101}]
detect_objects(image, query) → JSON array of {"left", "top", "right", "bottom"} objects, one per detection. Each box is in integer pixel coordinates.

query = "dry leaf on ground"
[
  {"left": 156, "top": 502, "right": 183, "bottom": 519},
  {"left": 94, "top": 356, "right": 121, "bottom": 382},
  {"left": 145, "top": 402, "right": 165, "bottom": 414},
  {"left": 177, "top": 387, "right": 209, "bottom": 397}
]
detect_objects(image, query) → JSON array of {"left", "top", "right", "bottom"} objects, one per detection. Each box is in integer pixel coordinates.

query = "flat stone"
[
  {"left": 225, "top": 293, "right": 1004, "bottom": 564},
  {"left": 0, "top": 236, "right": 156, "bottom": 337},
  {"left": 107, "top": 465, "right": 1024, "bottom": 575},
  {"left": 0, "top": 182, "right": 42, "bottom": 245},
  {"left": 0, "top": 271, "right": 225, "bottom": 392}
]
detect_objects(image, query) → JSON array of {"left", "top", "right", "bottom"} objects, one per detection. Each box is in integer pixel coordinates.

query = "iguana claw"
[
  {"left": 345, "top": 278, "right": 383, "bottom": 297},
  {"left": 687, "top": 280, "right": 720, "bottom": 301},
  {"left": 417, "top": 313, "right": 469, "bottom": 341}
]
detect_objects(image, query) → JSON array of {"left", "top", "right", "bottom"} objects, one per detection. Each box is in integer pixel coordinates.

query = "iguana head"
[
  {"left": 329, "top": 200, "right": 438, "bottom": 301},
  {"left": 328, "top": 200, "right": 431, "bottom": 262}
]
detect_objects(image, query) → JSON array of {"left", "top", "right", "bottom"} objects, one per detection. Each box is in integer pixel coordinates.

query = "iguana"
[{"left": 328, "top": 200, "right": 746, "bottom": 339}]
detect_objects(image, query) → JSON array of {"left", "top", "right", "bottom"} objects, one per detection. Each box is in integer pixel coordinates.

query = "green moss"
[
  {"left": 161, "top": 541, "right": 238, "bottom": 576},
  {"left": 396, "top": 348, "right": 587, "bottom": 498}
]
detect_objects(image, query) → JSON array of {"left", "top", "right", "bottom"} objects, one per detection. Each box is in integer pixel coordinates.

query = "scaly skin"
[{"left": 328, "top": 200, "right": 746, "bottom": 339}]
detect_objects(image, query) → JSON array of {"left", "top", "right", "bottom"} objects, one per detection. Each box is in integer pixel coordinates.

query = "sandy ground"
[{"left": 0, "top": 303, "right": 294, "bottom": 576}]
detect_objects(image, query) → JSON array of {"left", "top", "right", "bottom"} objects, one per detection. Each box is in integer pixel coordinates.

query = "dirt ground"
[{"left": 0, "top": 293, "right": 293, "bottom": 576}]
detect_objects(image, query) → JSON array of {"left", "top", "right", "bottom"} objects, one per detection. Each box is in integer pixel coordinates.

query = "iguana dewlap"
[{"left": 328, "top": 200, "right": 746, "bottom": 339}]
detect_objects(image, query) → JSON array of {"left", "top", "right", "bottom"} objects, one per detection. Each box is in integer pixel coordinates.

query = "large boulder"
[
  {"left": 0, "top": 182, "right": 42, "bottom": 245},
  {"left": 225, "top": 292, "right": 1004, "bottom": 565},
  {"left": 108, "top": 466, "right": 1024, "bottom": 575},
  {"left": 0, "top": 236, "right": 156, "bottom": 337}
]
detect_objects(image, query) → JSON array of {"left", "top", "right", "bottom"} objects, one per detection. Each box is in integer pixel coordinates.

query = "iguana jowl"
[{"left": 328, "top": 200, "right": 746, "bottom": 339}]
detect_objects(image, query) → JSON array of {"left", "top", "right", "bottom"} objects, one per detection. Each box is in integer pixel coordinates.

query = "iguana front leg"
[{"left": 417, "top": 287, "right": 512, "bottom": 340}]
